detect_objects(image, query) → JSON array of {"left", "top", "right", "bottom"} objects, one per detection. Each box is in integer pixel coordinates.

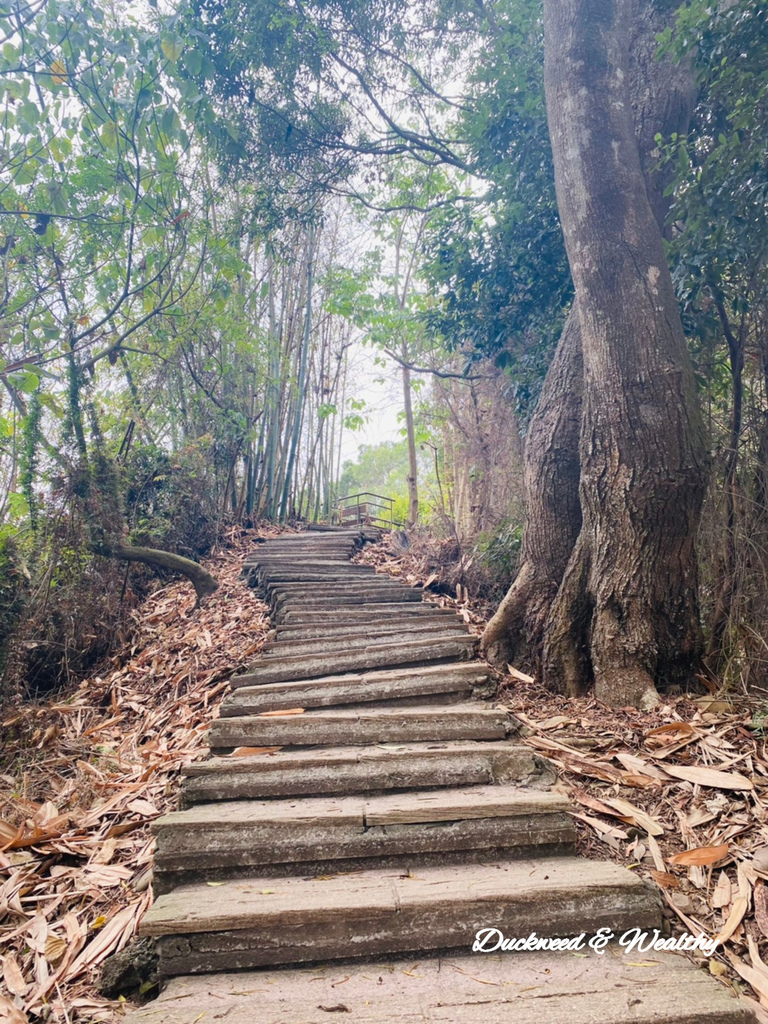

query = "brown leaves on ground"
[
  {"left": 355, "top": 540, "right": 488, "bottom": 635},
  {"left": 506, "top": 677, "right": 768, "bottom": 1019},
  {"left": 0, "top": 528, "right": 272, "bottom": 1023}
]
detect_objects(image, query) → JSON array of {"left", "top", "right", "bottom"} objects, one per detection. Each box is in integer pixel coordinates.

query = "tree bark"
[
  {"left": 96, "top": 543, "right": 219, "bottom": 606},
  {"left": 481, "top": 307, "right": 583, "bottom": 669},
  {"left": 483, "top": 0, "right": 704, "bottom": 706},
  {"left": 540, "top": 0, "right": 708, "bottom": 707},
  {"left": 402, "top": 351, "right": 420, "bottom": 530}
]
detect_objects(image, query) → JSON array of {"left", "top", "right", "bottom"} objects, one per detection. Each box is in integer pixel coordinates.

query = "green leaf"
[{"left": 160, "top": 35, "right": 183, "bottom": 62}]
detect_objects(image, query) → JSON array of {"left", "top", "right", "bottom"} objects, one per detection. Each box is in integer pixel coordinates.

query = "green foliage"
[
  {"left": 0, "top": 536, "right": 25, "bottom": 683},
  {"left": 421, "top": 0, "right": 571, "bottom": 412},
  {"left": 661, "top": 0, "right": 768, "bottom": 335},
  {"left": 18, "top": 392, "right": 42, "bottom": 529},
  {"left": 124, "top": 438, "right": 220, "bottom": 556},
  {"left": 338, "top": 440, "right": 413, "bottom": 500},
  {"left": 472, "top": 519, "right": 523, "bottom": 600}
]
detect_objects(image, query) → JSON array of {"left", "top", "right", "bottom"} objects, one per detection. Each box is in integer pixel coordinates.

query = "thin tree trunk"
[
  {"left": 402, "top": 346, "right": 419, "bottom": 529},
  {"left": 279, "top": 225, "right": 315, "bottom": 521}
]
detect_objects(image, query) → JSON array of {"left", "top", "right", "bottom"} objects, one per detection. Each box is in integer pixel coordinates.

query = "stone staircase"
[{"left": 124, "top": 528, "right": 753, "bottom": 1023}]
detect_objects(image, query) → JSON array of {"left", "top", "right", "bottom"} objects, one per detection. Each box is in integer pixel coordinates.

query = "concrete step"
[
  {"left": 230, "top": 637, "right": 475, "bottom": 685},
  {"left": 141, "top": 857, "right": 661, "bottom": 976},
  {"left": 264, "top": 578, "right": 412, "bottom": 591},
  {"left": 209, "top": 704, "right": 513, "bottom": 751},
  {"left": 121, "top": 949, "right": 754, "bottom": 1024},
  {"left": 220, "top": 664, "right": 490, "bottom": 715},
  {"left": 274, "top": 591, "right": 425, "bottom": 609},
  {"left": 257, "top": 570, "right": 377, "bottom": 583},
  {"left": 277, "top": 605, "right": 454, "bottom": 625},
  {"left": 259, "top": 630, "right": 472, "bottom": 660},
  {"left": 152, "top": 785, "right": 576, "bottom": 889},
  {"left": 181, "top": 740, "right": 540, "bottom": 804},
  {"left": 246, "top": 544, "right": 358, "bottom": 552},
  {"left": 271, "top": 619, "right": 468, "bottom": 642}
]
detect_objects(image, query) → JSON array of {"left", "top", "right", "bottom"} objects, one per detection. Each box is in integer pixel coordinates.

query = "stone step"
[
  {"left": 259, "top": 630, "right": 471, "bottom": 660},
  {"left": 141, "top": 857, "right": 661, "bottom": 976},
  {"left": 120, "top": 948, "right": 755, "bottom": 1024},
  {"left": 230, "top": 636, "right": 475, "bottom": 685},
  {"left": 278, "top": 605, "right": 454, "bottom": 625},
  {"left": 220, "top": 664, "right": 490, "bottom": 715},
  {"left": 209, "top": 704, "right": 512, "bottom": 751},
  {"left": 272, "top": 619, "right": 468, "bottom": 641},
  {"left": 152, "top": 785, "right": 576, "bottom": 889},
  {"left": 257, "top": 570, "right": 377, "bottom": 583},
  {"left": 265, "top": 578, "right": 411, "bottom": 591},
  {"left": 247, "top": 539, "right": 358, "bottom": 549},
  {"left": 267, "top": 586, "right": 421, "bottom": 604},
  {"left": 181, "top": 740, "right": 539, "bottom": 804},
  {"left": 274, "top": 591, "right": 425, "bottom": 609},
  {"left": 252, "top": 555, "right": 357, "bottom": 568}
]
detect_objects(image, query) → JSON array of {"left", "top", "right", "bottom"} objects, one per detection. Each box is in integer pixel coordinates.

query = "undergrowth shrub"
[
  {"left": 1, "top": 437, "right": 229, "bottom": 705},
  {"left": 395, "top": 517, "right": 523, "bottom": 610}
]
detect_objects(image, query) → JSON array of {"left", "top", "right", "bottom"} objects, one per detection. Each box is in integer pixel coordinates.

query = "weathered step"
[
  {"left": 220, "top": 664, "right": 489, "bottom": 715},
  {"left": 209, "top": 704, "right": 512, "bottom": 750},
  {"left": 259, "top": 630, "right": 471, "bottom": 661},
  {"left": 141, "top": 857, "right": 661, "bottom": 975},
  {"left": 247, "top": 539, "right": 358, "bottom": 550},
  {"left": 275, "top": 591, "right": 425, "bottom": 609},
  {"left": 121, "top": 948, "right": 755, "bottom": 1024},
  {"left": 231, "top": 637, "right": 474, "bottom": 684},
  {"left": 278, "top": 605, "right": 454, "bottom": 625},
  {"left": 267, "top": 586, "right": 422, "bottom": 604},
  {"left": 182, "top": 740, "right": 539, "bottom": 804},
  {"left": 245, "top": 556, "right": 365, "bottom": 567},
  {"left": 152, "top": 785, "right": 576, "bottom": 889},
  {"left": 256, "top": 570, "right": 377, "bottom": 583},
  {"left": 271, "top": 618, "right": 468, "bottom": 642},
  {"left": 265, "top": 578, "right": 412, "bottom": 591}
]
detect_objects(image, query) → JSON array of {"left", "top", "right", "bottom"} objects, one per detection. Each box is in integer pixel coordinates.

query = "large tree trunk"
[
  {"left": 481, "top": 308, "right": 583, "bottom": 669},
  {"left": 482, "top": 3, "right": 695, "bottom": 689},
  {"left": 538, "top": 0, "right": 708, "bottom": 707}
]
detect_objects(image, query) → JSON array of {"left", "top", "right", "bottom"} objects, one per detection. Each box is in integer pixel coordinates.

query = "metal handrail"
[{"left": 334, "top": 491, "right": 400, "bottom": 530}]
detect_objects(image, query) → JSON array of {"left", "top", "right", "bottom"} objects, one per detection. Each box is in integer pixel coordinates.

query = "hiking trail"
[{"left": 123, "top": 527, "right": 752, "bottom": 1023}]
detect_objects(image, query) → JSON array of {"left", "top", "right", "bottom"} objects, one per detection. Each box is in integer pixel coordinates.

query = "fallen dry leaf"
[
  {"left": 712, "top": 871, "right": 733, "bottom": 910},
  {"left": 0, "top": 994, "right": 27, "bottom": 1024},
  {"left": 602, "top": 796, "right": 665, "bottom": 837},
  {"left": 2, "top": 956, "right": 28, "bottom": 997},
  {"left": 660, "top": 764, "right": 753, "bottom": 791},
  {"left": 755, "top": 881, "right": 768, "bottom": 939},
  {"left": 649, "top": 870, "right": 680, "bottom": 889},
  {"left": 716, "top": 896, "right": 750, "bottom": 945},
  {"left": 257, "top": 708, "right": 306, "bottom": 717},
  {"left": 667, "top": 843, "right": 730, "bottom": 867},
  {"left": 726, "top": 951, "right": 768, "bottom": 1009}
]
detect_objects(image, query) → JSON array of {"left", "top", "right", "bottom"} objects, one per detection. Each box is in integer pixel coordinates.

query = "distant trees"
[{"left": 3, "top": 0, "right": 768, "bottom": 701}]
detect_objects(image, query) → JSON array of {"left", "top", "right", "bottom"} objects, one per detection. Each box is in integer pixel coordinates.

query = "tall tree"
[{"left": 483, "top": 0, "right": 708, "bottom": 707}]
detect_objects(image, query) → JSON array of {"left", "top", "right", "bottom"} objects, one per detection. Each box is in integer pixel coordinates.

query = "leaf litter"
[
  {"left": 506, "top": 678, "right": 768, "bottom": 1022},
  {"left": 7, "top": 528, "right": 768, "bottom": 1019},
  {"left": 0, "top": 527, "right": 273, "bottom": 1022},
  {"left": 364, "top": 536, "right": 768, "bottom": 1021}
]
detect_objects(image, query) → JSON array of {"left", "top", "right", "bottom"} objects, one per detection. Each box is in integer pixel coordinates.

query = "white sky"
[{"left": 339, "top": 343, "right": 406, "bottom": 463}]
